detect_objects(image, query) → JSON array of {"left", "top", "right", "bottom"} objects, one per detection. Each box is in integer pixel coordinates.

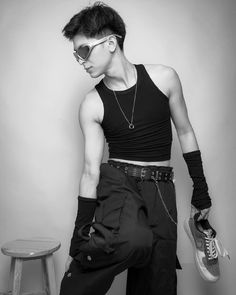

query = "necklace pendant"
[{"left": 129, "top": 123, "right": 134, "bottom": 129}]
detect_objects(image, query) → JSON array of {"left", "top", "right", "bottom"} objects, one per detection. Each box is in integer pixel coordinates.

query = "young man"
[{"left": 60, "top": 2, "right": 212, "bottom": 295}]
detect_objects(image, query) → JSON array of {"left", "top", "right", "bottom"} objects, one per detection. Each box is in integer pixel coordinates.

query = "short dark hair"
[{"left": 62, "top": 1, "right": 126, "bottom": 51}]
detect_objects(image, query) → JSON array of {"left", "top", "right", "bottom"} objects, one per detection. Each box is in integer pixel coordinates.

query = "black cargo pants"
[{"left": 60, "top": 162, "right": 180, "bottom": 295}]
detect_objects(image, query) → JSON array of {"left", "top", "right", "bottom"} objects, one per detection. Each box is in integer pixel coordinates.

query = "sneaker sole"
[{"left": 184, "top": 218, "right": 219, "bottom": 282}]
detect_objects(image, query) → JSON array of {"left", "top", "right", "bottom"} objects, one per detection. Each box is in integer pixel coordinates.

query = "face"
[{"left": 72, "top": 34, "right": 120, "bottom": 78}]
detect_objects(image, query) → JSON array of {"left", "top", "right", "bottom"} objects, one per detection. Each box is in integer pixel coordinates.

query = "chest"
[{"left": 102, "top": 85, "right": 170, "bottom": 133}]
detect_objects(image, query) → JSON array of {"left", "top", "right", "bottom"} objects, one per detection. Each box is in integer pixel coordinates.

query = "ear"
[{"left": 107, "top": 36, "right": 118, "bottom": 53}]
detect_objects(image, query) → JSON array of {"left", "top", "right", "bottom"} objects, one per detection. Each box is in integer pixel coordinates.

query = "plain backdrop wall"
[{"left": 0, "top": 0, "right": 235, "bottom": 294}]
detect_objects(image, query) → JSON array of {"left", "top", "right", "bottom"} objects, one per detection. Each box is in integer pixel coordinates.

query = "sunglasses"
[{"left": 73, "top": 34, "right": 122, "bottom": 64}]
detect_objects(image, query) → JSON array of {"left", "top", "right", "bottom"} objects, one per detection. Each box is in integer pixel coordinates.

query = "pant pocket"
[
  {"left": 77, "top": 195, "right": 127, "bottom": 270},
  {"left": 75, "top": 247, "right": 122, "bottom": 271},
  {"left": 95, "top": 195, "right": 126, "bottom": 231}
]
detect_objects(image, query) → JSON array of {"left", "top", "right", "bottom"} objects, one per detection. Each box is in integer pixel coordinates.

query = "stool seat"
[
  {"left": 1, "top": 238, "right": 61, "bottom": 259},
  {"left": 1, "top": 237, "right": 61, "bottom": 295}
]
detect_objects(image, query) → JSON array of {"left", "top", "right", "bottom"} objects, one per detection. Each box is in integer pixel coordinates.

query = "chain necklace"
[{"left": 111, "top": 66, "right": 138, "bottom": 129}]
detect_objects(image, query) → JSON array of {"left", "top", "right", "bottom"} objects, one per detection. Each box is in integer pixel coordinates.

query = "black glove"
[
  {"left": 69, "top": 196, "right": 97, "bottom": 257},
  {"left": 183, "top": 150, "right": 212, "bottom": 210}
]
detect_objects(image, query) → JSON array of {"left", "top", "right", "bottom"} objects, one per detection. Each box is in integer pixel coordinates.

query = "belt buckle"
[{"left": 132, "top": 167, "right": 140, "bottom": 178}]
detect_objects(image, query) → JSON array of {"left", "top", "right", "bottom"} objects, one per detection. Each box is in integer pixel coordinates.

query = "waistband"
[{"left": 108, "top": 160, "right": 174, "bottom": 182}]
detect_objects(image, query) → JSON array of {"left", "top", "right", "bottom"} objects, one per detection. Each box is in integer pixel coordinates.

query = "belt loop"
[
  {"left": 155, "top": 170, "right": 159, "bottom": 181},
  {"left": 141, "top": 167, "right": 146, "bottom": 181},
  {"left": 171, "top": 171, "right": 174, "bottom": 182}
]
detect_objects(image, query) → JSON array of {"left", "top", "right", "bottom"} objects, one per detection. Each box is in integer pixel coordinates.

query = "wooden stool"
[{"left": 1, "top": 238, "right": 61, "bottom": 295}]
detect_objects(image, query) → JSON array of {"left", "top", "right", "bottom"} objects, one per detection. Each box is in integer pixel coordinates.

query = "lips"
[{"left": 85, "top": 67, "right": 92, "bottom": 72}]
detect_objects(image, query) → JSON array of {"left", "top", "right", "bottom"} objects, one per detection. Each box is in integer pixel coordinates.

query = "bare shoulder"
[
  {"left": 143, "top": 64, "right": 181, "bottom": 97},
  {"left": 79, "top": 87, "right": 104, "bottom": 124},
  {"left": 144, "top": 64, "right": 178, "bottom": 79}
]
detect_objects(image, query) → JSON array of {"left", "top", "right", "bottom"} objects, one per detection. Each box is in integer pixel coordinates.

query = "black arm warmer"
[
  {"left": 69, "top": 196, "right": 97, "bottom": 258},
  {"left": 183, "top": 150, "right": 212, "bottom": 210}
]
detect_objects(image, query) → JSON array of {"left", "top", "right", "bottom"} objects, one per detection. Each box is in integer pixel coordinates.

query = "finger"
[
  {"left": 197, "top": 209, "right": 210, "bottom": 220},
  {"left": 190, "top": 205, "right": 200, "bottom": 218},
  {"left": 203, "top": 208, "right": 210, "bottom": 219},
  {"left": 197, "top": 214, "right": 203, "bottom": 221},
  {"left": 205, "top": 211, "right": 210, "bottom": 220},
  {"left": 197, "top": 211, "right": 206, "bottom": 221}
]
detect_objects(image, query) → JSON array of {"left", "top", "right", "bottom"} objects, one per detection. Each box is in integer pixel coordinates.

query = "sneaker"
[{"left": 184, "top": 213, "right": 229, "bottom": 282}]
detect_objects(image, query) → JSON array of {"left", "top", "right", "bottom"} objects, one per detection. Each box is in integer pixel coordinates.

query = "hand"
[
  {"left": 65, "top": 255, "right": 73, "bottom": 272},
  {"left": 190, "top": 205, "right": 211, "bottom": 221}
]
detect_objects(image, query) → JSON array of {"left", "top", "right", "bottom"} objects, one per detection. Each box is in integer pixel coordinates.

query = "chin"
[{"left": 89, "top": 70, "right": 104, "bottom": 79}]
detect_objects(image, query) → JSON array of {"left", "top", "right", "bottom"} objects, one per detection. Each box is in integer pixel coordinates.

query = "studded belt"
[{"left": 108, "top": 160, "right": 174, "bottom": 182}]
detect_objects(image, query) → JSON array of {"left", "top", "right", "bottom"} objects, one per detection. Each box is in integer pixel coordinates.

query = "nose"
[
  {"left": 83, "top": 64, "right": 91, "bottom": 71},
  {"left": 79, "top": 59, "right": 86, "bottom": 65}
]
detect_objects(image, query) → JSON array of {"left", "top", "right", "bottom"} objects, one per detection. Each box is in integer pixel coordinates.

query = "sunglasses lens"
[{"left": 77, "top": 45, "right": 90, "bottom": 60}]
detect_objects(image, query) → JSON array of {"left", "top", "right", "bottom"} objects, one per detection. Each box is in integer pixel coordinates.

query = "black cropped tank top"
[{"left": 95, "top": 64, "right": 172, "bottom": 161}]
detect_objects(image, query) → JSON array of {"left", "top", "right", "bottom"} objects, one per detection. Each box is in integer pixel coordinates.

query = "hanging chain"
[
  {"left": 151, "top": 176, "right": 177, "bottom": 226},
  {"left": 112, "top": 66, "right": 138, "bottom": 129}
]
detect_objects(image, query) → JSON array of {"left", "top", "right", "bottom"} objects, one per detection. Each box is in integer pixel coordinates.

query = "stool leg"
[
  {"left": 9, "top": 258, "right": 16, "bottom": 292},
  {"left": 42, "top": 254, "right": 57, "bottom": 295},
  {"left": 12, "top": 258, "right": 23, "bottom": 295},
  {"left": 41, "top": 258, "right": 48, "bottom": 295}
]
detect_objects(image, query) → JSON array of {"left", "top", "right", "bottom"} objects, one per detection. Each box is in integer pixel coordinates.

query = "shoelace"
[
  {"left": 205, "top": 231, "right": 218, "bottom": 260},
  {"left": 204, "top": 230, "right": 230, "bottom": 260}
]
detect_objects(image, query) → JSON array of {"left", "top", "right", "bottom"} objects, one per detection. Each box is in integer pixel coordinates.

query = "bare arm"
[
  {"left": 145, "top": 64, "right": 210, "bottom": 218},
  {"left": 79, "top": 89, "right": 105, "bottom": 199},
  {"left": 65, "top": 90, "right": 104, "bottom": 267},
  {"left": 167, "top": 68, "right": 211, "bottom": 218},
  {"left": 167, "top": 68, "right": 199, "bottom": 153}
]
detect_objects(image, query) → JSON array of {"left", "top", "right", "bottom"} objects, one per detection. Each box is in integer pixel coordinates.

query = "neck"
[{"left": 103, "top": 54, "right": 136, "bottom": 91}]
